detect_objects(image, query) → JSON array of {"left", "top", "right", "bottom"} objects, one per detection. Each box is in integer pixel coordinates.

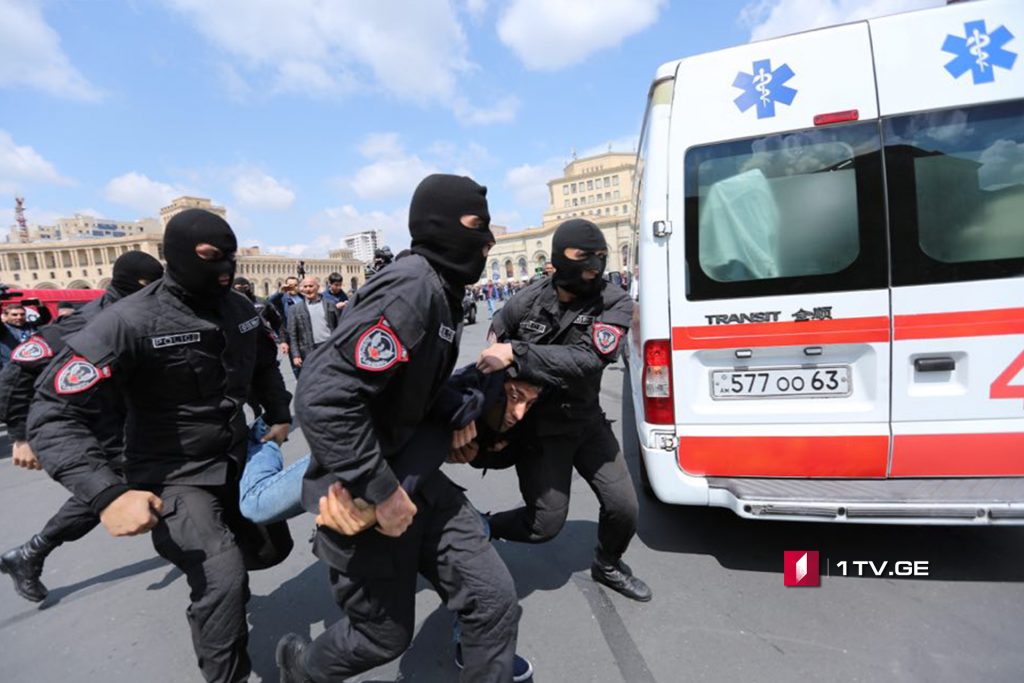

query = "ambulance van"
[{"left": 627, "top": 0, "right": 1024, "bottom": 524}]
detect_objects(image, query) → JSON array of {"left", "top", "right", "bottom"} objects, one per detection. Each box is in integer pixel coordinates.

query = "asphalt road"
[{"left": 2, "top": 311, "right": 1023, "bottom": 682}]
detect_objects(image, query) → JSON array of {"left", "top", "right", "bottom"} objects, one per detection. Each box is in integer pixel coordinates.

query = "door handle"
[{"left": 914, "top": 357, "right": 955, "bottom": 373}]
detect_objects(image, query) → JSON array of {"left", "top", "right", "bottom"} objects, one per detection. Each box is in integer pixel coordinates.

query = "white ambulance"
[{"left": 627, "top": 0, "right": 1024, "bottom": 524}]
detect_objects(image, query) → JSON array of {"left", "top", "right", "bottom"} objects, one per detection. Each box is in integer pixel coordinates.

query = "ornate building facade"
[{"left": 481, "top": 150, "right": 636, "bottom": 284}]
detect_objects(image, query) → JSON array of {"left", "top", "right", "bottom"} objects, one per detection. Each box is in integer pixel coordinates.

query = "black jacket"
[
  {"left": 489, "top": 277, "right": 632, "bottom": 434},
  {"left": 27, "top": 275, "right": 291, "bottom": 514},
  {"left": 296, "top": 253, "right": 463, "bottom": 510},
  {"left": 0, "top": 290, "right": 121, "bottom": 445},
  {"left": 286, "top": 296, "right": 339, "bottom": 361}
]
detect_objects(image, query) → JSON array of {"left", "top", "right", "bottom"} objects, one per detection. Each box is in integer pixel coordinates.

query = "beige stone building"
[
  {"left": 160, "top": 196, "right": 227, "bottom": 228},
  {"left": 1, "top": 196, "right": 364, "bottom": 296},
  {"left": 482, "top": 151, "right": 636, "bottom": 283}
]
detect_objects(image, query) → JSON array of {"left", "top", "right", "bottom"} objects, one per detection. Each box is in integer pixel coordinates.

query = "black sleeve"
[
  {"left": 286, "top": 306, "right": 302, "bottom": 360},
  {"left": 27, "top": 313, "right": 136, "bottom": 514},
  {"left": 296, "top": 288, "right": 428, "bottom": 505},
  {"left": 488, "top": 290, "right": 529, "bottom": 343},
  {"left": 0, "top": 360, "right": 42, "bottom": 441},
  {"left": 251, "top": 327, "right": 291, "bottom": 426},
  {"left": 510, "top": 290, "right": 633, "bottom": 387}
]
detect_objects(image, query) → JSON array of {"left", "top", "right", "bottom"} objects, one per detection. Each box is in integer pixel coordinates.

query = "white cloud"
[
  {"left": 358, "top": 133, "right": 405, "bottom": 161},
  {"left": 164, "top": 0, "right": 470, "bottom": 104},
  {"left": 453, "top": 94, "right": 520, "bottom": 126},
  {"left": 503, "top": 157, "right": 565, "bottom": 215},
  {"left": 463, "top": 0, "right": 488, "bottom": 21},
  {"left": 347, "top": 133, "right": 440, "bottom": 201},
  {"left": 497, "top": 0, "right": 665, "bottom": 71},
  {"left": 739, "top": 0, "right": 945, "bottom": 42},
  {"left": 231, "top": 170, "right": 295, "bottom": 211},
  {"left": 0, "top": 129, "right": 74, "bottom": 192},
  {"left": 104, "top": 172, "right": 190, "bottom": 215},
  {"left": 0, "top": 0, "right": 101, "bottom": 101},
  {"left": 271, "top": 203, "right": 410, "bottom": 258}
]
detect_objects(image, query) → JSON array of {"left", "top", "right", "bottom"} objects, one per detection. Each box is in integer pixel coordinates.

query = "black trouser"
[
  {"left": 149, "top": 483, "right": 290, "bottom": 683},
  {"left": 305, "top": 472, "right": 521, "bottom": 683},
  {"left": 40, "top": 495, "right": 100, "bottom": 545},
  {"left": 488, "top": 418, "right": 638, "bottom": 562}
]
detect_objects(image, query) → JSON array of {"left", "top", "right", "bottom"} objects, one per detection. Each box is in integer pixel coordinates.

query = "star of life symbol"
[
  {"left": 943, "top": 20, "right": 1017, "bottom": 85},
  {"left": 733, "top": 59, "right": 797, "bottom": 119}
]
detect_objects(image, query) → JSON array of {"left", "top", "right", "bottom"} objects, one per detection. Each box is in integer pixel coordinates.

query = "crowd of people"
[{"left": 0, "top": 173, "right": 647, "bottom": 683}]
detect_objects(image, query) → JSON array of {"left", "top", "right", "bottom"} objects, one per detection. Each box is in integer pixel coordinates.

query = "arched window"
[
  {"left": 504, "top": 259, "right": 514, "bottom": 279},
  {"left": 490, "top": 260, "right": 500, "bottom": 281},
  {"left": 621, "top": 243, "right": 630, "bottom": 270},
  {"left": 517, "top": 257, "right": 528, "bottom": 277}
]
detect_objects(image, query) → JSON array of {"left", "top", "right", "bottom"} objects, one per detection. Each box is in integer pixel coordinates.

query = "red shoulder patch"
[
  {"left": 592, "top": 323, "right": 624, "bottom": 356},
  {"left": 54, "top": 355, "right": 112, "bottom": 395},
  {"left": 11, "top": 336, "right": 53, "bottom": 364},
  {"left": 354, "top": 317, "right": 408, "bottom": 372}
]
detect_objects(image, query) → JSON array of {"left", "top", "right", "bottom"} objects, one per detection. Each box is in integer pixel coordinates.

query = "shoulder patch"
[
  {"left": 573, "top": 314, "right": 595, "bottom": 326},
  {"left": 238, "top": 316, "right": 261, "bottom": 334},
  {"left": 521, "top": 320, "right": 547, "bottom": 335},
  {"left": 151, "top": 332, "right": 201, "bottom": 349},
  {"left": 355, "top": 317, "right": 409, "bottom": 372},
  {"left": 11, "top": 336, "right": 53, "bottom": 363},
  {"left": 54, "top": 355, "right": 111, "bottom": 395},
  {"left": 438, "top": 324, "right": 456, "bottom": 343},
  {"left": 592, "top": 323, "right": 624, "bottom": 356}
]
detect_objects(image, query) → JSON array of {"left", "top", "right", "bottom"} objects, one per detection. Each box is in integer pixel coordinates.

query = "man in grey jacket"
[{"left": 287, "top": 276, "right": 339, "bottom": 375}]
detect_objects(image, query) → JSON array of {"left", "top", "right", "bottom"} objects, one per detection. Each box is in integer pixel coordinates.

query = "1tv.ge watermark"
[{"left": 784, "top": 550, "right": 930, "bottom": 587}]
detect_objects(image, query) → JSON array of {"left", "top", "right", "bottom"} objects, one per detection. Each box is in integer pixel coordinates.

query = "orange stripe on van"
[
  {"left": 890, "top": 433, "right": 1024, "bottom": 477},
  {"left": 672, "top": 316, "right": 890, "bottom": 350},
  {"left": 677, "top": 435, "right": 889, "bottom": 477},
  {"left": 894, "top": 307, "right": 1024, "bottom": 341}
]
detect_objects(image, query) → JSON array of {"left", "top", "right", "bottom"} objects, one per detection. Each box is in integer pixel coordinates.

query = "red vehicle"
[{"left": 0, "top": 286, "right": 103, "bottom": 319}]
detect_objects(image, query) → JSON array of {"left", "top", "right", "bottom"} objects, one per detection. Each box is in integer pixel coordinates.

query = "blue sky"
[{"left": 0, "top": 0, "right": 943, "bottom": 256}]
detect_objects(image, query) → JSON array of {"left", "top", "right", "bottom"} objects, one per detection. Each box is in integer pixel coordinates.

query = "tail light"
[
  {"left": 813, "top": 109, "right": 859, "bottom": 126},
  {"left": 643, "top": 339, "right": 674, "bottom": 425}
]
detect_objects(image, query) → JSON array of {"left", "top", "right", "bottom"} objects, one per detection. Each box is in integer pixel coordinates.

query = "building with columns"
[
  {"left": 1, "top": 197, "right": 364, "bottom": 296},
  {"left": 481, "top": 150, "right": 636, "bottom": 284}
]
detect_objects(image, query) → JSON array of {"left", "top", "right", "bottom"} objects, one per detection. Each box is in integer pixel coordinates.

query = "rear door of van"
[
  {"left": 667, "top": 23, "right": 892, "bottom": 478},
  {"left": 872, "top": 0, "right": 1024, "bottom": 480}
]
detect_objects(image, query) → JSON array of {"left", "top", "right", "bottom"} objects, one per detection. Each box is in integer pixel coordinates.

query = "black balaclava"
[
  {"left": 110, "top": 251, "right": 165, "bottom": 297},
  {"left": 551, "top": 219, "right": 607, "bottom": 297},
  {"left": 162, "top": 209, "right": 237, "bottom": 300},
  {"left": 233, "top": 277, "right": 256, "bottom": 302},
  {"left": 409, "top": 174, "right": 495, "bottom": 286}
]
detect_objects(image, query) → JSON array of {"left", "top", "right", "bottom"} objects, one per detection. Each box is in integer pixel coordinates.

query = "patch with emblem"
[
  {"left": 592, "top": 323, "right": 624, "bottom": 356},
  {"left": 11, "top": 336, "right": 53, "bottom": 363},
  {"left": 573, "top": 314, "right": 595, "bottom": 326},
  {"left": 238, "top": 317, "right": 261, "bottom": 334},
  {"left": 355, "top": 317, "right": 408, "bottom": 372},
  {"left": 439, "top": 324, "right": 456, "bottom": 343},
  {"left": 520, "top": 320, "right": 547, "bottom": 335},
  {"left": 54, "top": 356, "right": 111, "bottom": 395},
  {"left": 151, "top": 332, "right": 201, "bottom": 349}
]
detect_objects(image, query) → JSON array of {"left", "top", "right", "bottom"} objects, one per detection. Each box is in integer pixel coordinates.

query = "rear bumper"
[{"left": 640, "top": 443, "right": 1024, "bottom": 524}]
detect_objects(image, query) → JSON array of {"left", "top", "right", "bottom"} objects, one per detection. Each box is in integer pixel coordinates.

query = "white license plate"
[{"left": 711, "top": 366, "right": 852, "bottom": 399}]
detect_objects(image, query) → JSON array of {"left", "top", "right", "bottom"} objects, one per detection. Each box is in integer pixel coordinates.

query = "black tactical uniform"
[
  {"left": 485, "top": 218, "right": 651, "bottom": 602},
  {"left": 284, "top": 175, "right": 521, "bottom": 683},
  {"left": 28, "top": 210, "right": 293, "bottom": 683},
  {"left": 0, "top": 252, "right": 164, "bottom": 603}
]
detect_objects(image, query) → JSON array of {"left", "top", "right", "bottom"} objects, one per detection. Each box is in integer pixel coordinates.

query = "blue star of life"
[
  {"left": 733, "top": 59, "right": 797, "bottom": 119},
  {"left": 943, "top": 20, "right": 1017, "bottom": 85}
]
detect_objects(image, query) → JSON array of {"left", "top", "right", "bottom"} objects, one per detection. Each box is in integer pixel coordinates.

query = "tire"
[{"left": 467, "top": 306, "right": 477, "bottom": 325}]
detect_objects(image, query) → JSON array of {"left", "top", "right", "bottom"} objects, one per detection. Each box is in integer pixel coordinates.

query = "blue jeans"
[{"left": 240, "top": 421, "right": 307, "bottom": 524}]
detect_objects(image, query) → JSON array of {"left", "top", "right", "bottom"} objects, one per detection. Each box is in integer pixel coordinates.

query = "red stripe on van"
[
  {"left": 894, "top": 307, "right": 1024, "bottom": 341},
  {"left": 890, "top": 433, "right": 1024, "bottom": 477},
  {"left": 672, "top": 316, "right": 890, "bottom": 350},
  {"left": 677, "top": 435, "right": 889, "bottom": 477}
]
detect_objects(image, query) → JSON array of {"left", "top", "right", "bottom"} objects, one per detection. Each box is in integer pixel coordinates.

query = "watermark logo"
[{"left": 783, "top": 550, "right": 820, "bottom": 587}]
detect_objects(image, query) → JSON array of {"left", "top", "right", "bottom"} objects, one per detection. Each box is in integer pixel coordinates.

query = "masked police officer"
[
  {"left": 276, "top": 174, "right": 522, "bottom": 683},
  {"left": 0, "top": 252, "right": 164, "bottom": 603},
  {"left": 477, "top": 218, "right": 652, "bottom": 602},
  {"left": 27, "top": 209, "right": 293, "bottom": 683}
]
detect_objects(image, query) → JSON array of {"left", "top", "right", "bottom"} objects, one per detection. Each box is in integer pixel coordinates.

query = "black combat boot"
[
  {"left": 276, "top": 633, "right": 313, "bottom": 683},
  {"left": 591, "top": 553, "right": 653, "bottom": 603},
  {"left": 0, "top": 534, "right": 57, "bottom": 603}
]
